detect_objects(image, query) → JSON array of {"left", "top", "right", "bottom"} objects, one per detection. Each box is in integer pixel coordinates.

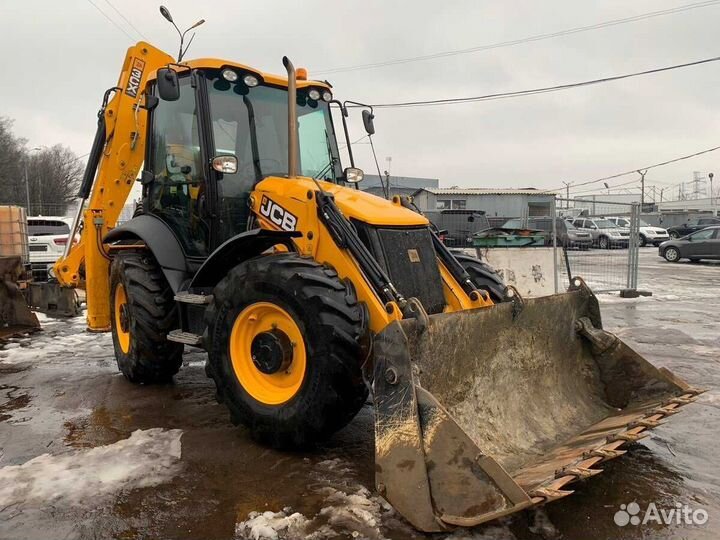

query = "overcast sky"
[{"left": 3, "top": 0, "right": 720, "bottom": 196}]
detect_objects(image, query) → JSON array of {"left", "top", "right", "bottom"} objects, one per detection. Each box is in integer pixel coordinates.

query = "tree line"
[{"left": 0, "top": 117, "right": 84, "bottom": 216}]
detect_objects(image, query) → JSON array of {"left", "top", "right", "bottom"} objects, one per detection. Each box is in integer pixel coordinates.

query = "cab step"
[
  {"left": 167, "top": 329, "right": 203, "bottom": 346},
  {"left": 174, "top": 292, "right": 214, "bottom": 305}
]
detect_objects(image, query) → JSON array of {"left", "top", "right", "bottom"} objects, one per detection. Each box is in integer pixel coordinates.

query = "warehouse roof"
[{"left": 418, "top": 187, "right": 556, "bottom": 196}]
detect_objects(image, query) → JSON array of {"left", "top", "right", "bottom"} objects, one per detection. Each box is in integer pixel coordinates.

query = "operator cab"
[{"left": 143, "top": 65, "right": 342, "bottom": 257}]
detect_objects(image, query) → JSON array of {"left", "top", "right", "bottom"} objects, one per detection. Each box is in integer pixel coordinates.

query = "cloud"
[{"left": 4, "top": 0, "right": 719, "bottom": 190}]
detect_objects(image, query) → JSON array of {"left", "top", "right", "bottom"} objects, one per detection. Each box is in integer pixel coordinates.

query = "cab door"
[{"left": 144, "top": 75, "right": 211, "bottom": 258}]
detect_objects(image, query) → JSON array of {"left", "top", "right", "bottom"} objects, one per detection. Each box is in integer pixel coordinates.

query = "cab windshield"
[{"left": 206, "top": 72, "right": 341, "bottom": 183}]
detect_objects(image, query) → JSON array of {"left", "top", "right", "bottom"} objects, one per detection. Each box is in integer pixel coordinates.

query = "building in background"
[{"left": 411, "top": 188, "right": 557, "bottom": 219}]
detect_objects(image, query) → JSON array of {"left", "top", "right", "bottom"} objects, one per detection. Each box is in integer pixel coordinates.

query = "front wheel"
[
  {"left": 598, "top": 236, "right": 610, "bottom": 249},
  {"left": 453, "top": 254, "right": 508, "bottom": 303},
  {"left": 205, "top": 253, "right": 369, "bottom": 448},
  {"left": 663, "top": 247, "right": 681, "bottom": 263},
  {"left": 110, "top": 252, "right": 183, "bottom": 383},
  {"left": 639, "top": 234, "right": 647, "bottom": 247}
]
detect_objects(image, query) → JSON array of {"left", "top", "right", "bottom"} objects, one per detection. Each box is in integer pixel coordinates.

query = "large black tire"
[
  {"left": 205, "top": 253, "right": 369, "bottom": 448},
  {"left": 453, "top": 254, "right": 507, "bottom": 303},
  {"left": 110, "top": 252, "right": 183, "bottom": 383}
]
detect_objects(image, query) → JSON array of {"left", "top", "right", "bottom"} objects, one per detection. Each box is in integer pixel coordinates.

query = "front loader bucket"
[
  {"left": 372, "top": 278, "right": 703, "bottom": 532},
  {"left": 0, "top": 256, "right": 40, "bottom": 339}
]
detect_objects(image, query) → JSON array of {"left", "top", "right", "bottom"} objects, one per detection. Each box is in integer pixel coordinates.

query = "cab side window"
[{"left": 148, "top": 77, "right": 208, "bottom": 257}]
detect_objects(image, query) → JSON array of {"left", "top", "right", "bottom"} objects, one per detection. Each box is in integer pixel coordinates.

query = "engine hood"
[{"left": 255, "top": 176, "right": 429, "bottom": 227}]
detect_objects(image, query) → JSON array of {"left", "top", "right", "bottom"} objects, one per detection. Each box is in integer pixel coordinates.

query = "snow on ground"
[
  {"left": 236, "top": 457, "right": 394, "bottom": 540},
  {"left": 0, "top": 428, "right": 183, "bottom": 509}
]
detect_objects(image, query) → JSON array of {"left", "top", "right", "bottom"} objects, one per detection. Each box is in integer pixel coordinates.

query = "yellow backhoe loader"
[{"left": 53, "top": 23, "right": 702, "bottom": 531}]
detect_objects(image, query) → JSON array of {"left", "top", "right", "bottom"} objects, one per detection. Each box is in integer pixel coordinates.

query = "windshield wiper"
[{"left": 243, "top": 96, "right": 262, "bottom": 182}]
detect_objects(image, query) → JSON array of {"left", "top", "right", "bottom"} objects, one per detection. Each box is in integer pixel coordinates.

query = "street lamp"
[
  {"left": 23, "top": 146, "right": 45, "bottom": 215},
  {"left": 709, "top": 172, "right": 714, "bottom": 214}
]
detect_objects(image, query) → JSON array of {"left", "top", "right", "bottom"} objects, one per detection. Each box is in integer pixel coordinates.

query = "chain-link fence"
[{"left": 553, "top": 197, "right": 640, "bottom": 293}]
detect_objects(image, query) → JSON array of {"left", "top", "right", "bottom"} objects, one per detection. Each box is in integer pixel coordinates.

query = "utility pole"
[
  {"left": 660, "top": 188, "right": 664, "bottom": 202},
  {"left": 637, "top": 169, "right": 647, "bottom": 209},
  {"left": 562, "top": 181, "right": 572, "bottom": 208}
]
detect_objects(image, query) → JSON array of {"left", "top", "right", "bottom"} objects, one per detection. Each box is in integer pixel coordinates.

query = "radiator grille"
[{"left": 374, "top": 227, "right": 446, "bottom": 314}]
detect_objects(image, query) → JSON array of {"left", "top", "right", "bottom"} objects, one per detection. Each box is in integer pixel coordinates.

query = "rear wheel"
[
  {"left": 205, "top": 253, "right": 368, "bottom": 448},
  {"left": 453, "top": 254, "right": 507, "bottom": 303},
  {"left": 669, "top": 231, "right": 680, "bottom": 239},
  {"left": 110, "top": 252, "right": 183, "bottom": 383},
  {"left": 663, "top": 247, "right": 681, "bottom": 263}
]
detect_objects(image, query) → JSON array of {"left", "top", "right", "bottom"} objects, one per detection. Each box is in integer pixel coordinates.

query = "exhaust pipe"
[{"left": 282, "top": 56, "right": 298, "bottom": 179}]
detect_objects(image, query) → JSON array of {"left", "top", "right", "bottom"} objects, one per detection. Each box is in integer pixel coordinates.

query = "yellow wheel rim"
[
  {"left": 229, "top": 302, "right": 306, "bottom": 406},
  {"left": 114, "top": 283, "right": 130, "bottom": 354}
]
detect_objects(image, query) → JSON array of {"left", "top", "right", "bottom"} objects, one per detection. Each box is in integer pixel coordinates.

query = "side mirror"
[
  {"left": 362, "top": 110, "right": 375, "bottom": 135},
  {"left": 212, "top": 155, "right": 238, "bottom": 174},
  {"left": 157, "top": 68, "right": 180, "bottom": 101},
  {"left": 344, "top": 167, "right": 364, "bottom": 183}
]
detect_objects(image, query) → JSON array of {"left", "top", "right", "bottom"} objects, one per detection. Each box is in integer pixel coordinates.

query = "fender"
[
  {"left": 189, "top": 229, "right": 300, "bottom": 290},
  {"left": 104, "top": 214, "right": 190, "bottom": 292}
]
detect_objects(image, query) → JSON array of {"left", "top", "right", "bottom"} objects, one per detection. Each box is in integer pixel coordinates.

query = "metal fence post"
[
  {"left": 552, "top": 198, "right": 559, "bottom": 294},
  {"left": 625, "top": 203, "right": 639, "bottom": 291}
]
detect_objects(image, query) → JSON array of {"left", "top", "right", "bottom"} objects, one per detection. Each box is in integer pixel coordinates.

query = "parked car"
[
  {"left": 572, "top": 217, "right": 630, "bottom": 249},
  {"left": 501, "top": 217, "right": 592, "bottom": 249},
  {"left": 666, "top": 217, "right": 720, "bottom": 239},
  {"left": 27, "top": 216, "right": 74, "bottom": 280},
  {"left": 605, "top": 216, "right": 669, "bottom": 247},
  {"left": 659, "top": 226, "right": 720, "bottom": 262}
]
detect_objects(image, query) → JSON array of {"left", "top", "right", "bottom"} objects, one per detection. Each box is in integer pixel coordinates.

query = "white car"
[
  {"left": 606, "top": 216, "right": 669, "bottom": 247},
  {"left": 27, "top": 216, "right": 75, "bottom": 280}
]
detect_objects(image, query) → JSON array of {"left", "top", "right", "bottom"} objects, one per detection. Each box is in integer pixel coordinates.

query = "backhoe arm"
[{"left": 54, "top": 42, "right": 174, "bottom": 330}]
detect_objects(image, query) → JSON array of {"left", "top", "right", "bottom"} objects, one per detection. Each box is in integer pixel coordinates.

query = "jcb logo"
[
  {"left": 259, "top": 196, "right": 298, "bottom": 232},
  {"left": 125, "top": 58, "right": 146, "bottom": 98}
]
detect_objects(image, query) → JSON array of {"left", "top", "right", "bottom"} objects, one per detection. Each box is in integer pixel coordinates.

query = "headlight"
[
  {"left": 308, "top": 88, "right": 321, "bottom": 101},
  {"left": 243, "top": 74, "right": 259, "bottom": 87},
  {"left": 222, "top": 69, "right": 238, "bottom": 82},
  {"left": 322, "top": 90, "right": 332, "bottom": 102}
]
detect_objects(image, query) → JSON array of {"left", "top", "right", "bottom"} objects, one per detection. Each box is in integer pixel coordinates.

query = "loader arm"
[{"left": 54, "top": 42, "right": 174, "bottom": 330}]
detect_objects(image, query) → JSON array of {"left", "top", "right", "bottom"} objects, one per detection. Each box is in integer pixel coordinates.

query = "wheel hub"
[{"left": 251, "top": 330, "right": 293, "bottom": 374}]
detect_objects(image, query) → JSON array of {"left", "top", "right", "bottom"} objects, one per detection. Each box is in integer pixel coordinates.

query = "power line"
[
  {"left": 102, "top": 0, "right": 147, "bottom": 40},
  {"left": 364, "top": 54, "right": 720, "bottom": 109},
  {"left": 315, "top": 0, "right": 720, "bottom": 75},
  {"left": 544, "top": 145, "right": 720, "bottom": 194},
  {"left": 85, "top": 0, "right": 135, "bottom": 40}
]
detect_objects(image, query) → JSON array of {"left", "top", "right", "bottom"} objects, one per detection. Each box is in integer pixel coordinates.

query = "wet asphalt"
[{"left": 0, "top": 249, "right": 718, "bottom": 540}]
